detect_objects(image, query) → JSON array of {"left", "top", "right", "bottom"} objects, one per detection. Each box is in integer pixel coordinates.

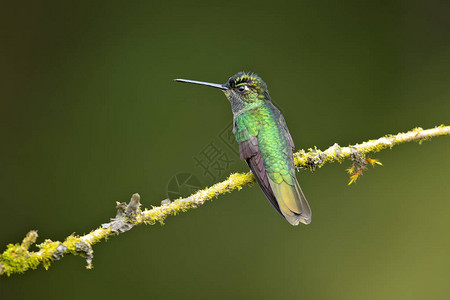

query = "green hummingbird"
[{"left": 174, "top": 72, "right": 311, "bottom": 225}]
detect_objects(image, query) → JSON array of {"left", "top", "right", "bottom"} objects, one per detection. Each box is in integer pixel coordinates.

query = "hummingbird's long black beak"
[{"left": 173, "top": 79, "right": 228, "bottom": 90}]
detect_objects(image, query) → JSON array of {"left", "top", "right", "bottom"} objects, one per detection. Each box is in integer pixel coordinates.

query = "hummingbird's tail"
[{"left": 268, "top": 176, "right": 311, "bottom": 225}]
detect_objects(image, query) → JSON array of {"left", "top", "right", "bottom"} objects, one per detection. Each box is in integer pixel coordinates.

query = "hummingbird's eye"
[{"left": 237, "top": 86, "right": 248, "bottom": 93}]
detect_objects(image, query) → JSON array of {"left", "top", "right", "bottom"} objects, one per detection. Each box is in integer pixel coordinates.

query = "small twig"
[{"left": 0, "top": 125, "right": 448, "bottom": 276}]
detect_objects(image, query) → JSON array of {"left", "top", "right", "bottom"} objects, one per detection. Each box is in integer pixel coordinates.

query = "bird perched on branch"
[{"left": 175, "top": 72, "right": 311, "bottom": 225}]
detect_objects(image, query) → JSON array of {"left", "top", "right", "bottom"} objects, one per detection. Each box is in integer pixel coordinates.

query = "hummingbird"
[{"left": 174, "top": 72, "right": 311, "bottom": 225}]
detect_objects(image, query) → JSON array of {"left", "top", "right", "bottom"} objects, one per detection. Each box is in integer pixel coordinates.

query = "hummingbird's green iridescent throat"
[{"left": 174, "top": 72, "right": 311, "bottom": 225}]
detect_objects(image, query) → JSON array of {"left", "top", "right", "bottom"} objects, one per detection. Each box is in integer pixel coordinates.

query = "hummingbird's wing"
[
  {"left": 238, "top": 135, "right": 284, "bottom": 218},
  {"left": 235, "top": 109, "right": 311, "bottom": 225}
]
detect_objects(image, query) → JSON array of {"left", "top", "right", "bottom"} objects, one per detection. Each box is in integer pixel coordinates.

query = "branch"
[{"left": 1, "top": 125, "right": 448, "bottom": 276}]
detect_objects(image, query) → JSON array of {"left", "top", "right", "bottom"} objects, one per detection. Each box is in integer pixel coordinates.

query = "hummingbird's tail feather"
[{"left": 268, "top": 176, "right": 311, "bottom": 225}]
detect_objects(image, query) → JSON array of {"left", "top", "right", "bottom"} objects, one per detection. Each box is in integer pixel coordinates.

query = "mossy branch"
[{"left": 1, "top": 125, "right": 449, "bottom": 276}]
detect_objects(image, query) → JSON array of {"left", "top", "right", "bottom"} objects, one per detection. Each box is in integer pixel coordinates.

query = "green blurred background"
[{"left": 1, "top": 1, "right": 449, "bottom": 299}]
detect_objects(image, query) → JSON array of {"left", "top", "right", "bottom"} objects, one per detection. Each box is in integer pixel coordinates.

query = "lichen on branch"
[{"left": 1, "top": 125, "right": 448, "bottom": 276}]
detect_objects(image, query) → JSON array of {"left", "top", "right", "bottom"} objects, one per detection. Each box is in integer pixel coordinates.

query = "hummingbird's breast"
[{"left": 239, "top": 105, "right": 294, "bottom": 183}]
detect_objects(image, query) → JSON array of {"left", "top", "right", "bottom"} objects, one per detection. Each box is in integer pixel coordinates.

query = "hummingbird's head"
[
  {"left": 224, "top": 72, "right": 270, "bottom": 105},
  {"left": 174, "top": 72, "right": 271, "bottom": 115}
]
